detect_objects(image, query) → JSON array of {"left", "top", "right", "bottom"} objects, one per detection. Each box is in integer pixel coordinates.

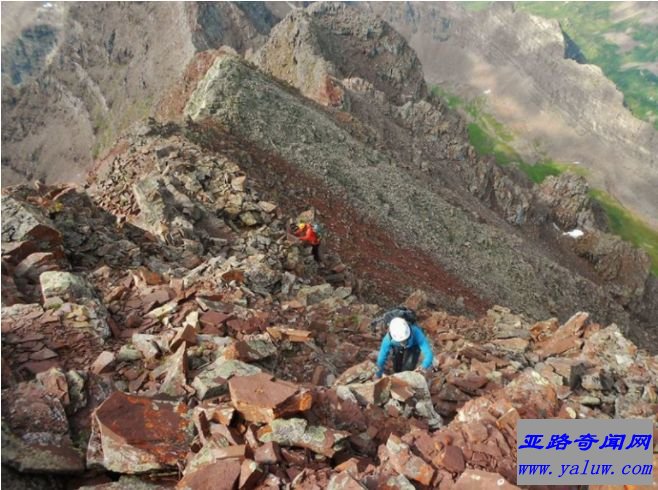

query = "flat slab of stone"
[
  {"left": 228, "top": 372, "right": 312, "bottom": 423},
  {"left": 192, "top": 358, "right": 261, "bottom": 400},
  {"left": 87, "top": 391, "right": 193, "bottom": 473},
  {"left": 177, "top": 460, "right": 241, "bottom": 490}
]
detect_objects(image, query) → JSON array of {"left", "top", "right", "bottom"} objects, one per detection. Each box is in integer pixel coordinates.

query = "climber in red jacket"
[{"left": 291, "top": 222, "right": 321, "bottom": 262}]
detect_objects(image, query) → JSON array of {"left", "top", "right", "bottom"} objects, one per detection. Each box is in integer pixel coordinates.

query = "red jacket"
[{"left": 294, "top": 224, "right": 320, "bottom": 246}]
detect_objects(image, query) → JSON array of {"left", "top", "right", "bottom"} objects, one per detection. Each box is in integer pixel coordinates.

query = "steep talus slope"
[
  {"left": 2, "top": 119, "right": 656, "bottom": 489},
  {"left": 360, "top": 2, "right": 658, "bottom": 228},
  {"left": 1, "top": 2, "right": 281, "bottom": 186},
  {"left": 183, "top": 6, "right": 656, "bottom": 345}
]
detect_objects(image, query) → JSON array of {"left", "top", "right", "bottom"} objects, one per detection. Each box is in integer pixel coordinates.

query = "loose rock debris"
[{"left": 1, "top": 123, "right": 656, "bottom": 489}]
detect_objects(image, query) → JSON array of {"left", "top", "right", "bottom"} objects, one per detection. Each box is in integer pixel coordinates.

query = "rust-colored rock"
[
  {"left": 223, "top": 336, "right": 276, "bottom": 362},
  {"left": 228, "top": 372, "right": 312, "bottom": 423},
  {"left": 176, "top": 460, "right": 241, "bottom": 490},
  {"left": 91, "top": 351, "right": 116, "bottom": 375},
  {"left": 87, "top": 391, "right": 193, "bottom": 473},
  {"left": 239, "top": 459, "right": 264, "bottom": 489},
  {"left": 385, "top": 434, "right": 435, "bottom": 486},
  {"left": 435, "top": 445, "right": 465, "bottom": 473},
  {"left": 170, "top": 324, "right": 198, "bottom": 351},
  {"left": 266, "top": 326, "right": 312, "bottom": 342},
  {"left": 254, "top": 441, "right": 281, "bottom": 464},
  {"left": 327, "top": 472, "right": 368, "bottom": 490}
]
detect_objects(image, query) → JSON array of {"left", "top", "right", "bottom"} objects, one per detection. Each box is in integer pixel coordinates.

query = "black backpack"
[{"left": 370, "top": 306, "right": 417, "bottom": 335}]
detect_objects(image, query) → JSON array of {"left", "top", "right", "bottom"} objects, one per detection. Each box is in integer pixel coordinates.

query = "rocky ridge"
[
  {"left": 2, "top": 118, "right": 657, "bottom": 489},
  {"left": 2, "top": 5, "right": 658, "bottom": 488},
  {"left": 182, "top": 3, "right": 656, "bottom": 344}
]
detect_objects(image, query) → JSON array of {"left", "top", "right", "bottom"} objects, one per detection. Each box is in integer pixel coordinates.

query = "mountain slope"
[
  {"left": 181, "top": 4, "right": 656, "bottom": 346},
  {"left": 359, "top": 1, "right": 658, "bottom": 229},
  {"left": 1, "top": 1, "right": 281, "bottom": 186}
]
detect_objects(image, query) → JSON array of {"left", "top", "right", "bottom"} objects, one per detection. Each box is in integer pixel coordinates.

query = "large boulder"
[{"left": 87, "top": 392, "right": 194, "bottom": 473}]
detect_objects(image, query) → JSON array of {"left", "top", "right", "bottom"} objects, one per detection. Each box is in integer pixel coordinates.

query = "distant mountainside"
[
  {"left": 359, "top": 2, "right": 658, "bottom": 229},
  {"left": 1, "top": 1, "right": 282, "bottom": 186}
]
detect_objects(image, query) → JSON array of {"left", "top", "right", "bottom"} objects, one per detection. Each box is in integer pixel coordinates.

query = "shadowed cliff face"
[
  {"left": 358, "top": 2, "right": 658, "bottom": 229},
  {"left": 1, "top": 2, "right": 281, "bottom": 187}
]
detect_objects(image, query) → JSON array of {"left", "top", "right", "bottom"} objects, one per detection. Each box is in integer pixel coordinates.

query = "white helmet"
[{"left": 389, "top": 317, "right": 411, "bottom": 342}]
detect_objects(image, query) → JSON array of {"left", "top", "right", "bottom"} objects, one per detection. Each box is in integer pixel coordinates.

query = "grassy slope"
[
  {"left": 517, "top": 2, "right": 658, "bottom": 130},
  {"left": 431, "top": 84, "right": 658, "bottom": 274}
]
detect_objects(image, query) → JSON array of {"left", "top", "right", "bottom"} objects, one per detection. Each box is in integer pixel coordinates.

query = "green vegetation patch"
[
  {"left": 518, "top": 159, "right": 589, "bottom": 184},
  {"left": 517, "top": 2, "right": 658, "bottom": 129},
  {"left": 589, "top": 189, "right": 658, "bottom": 275},
  {"left": 467, "top": 123, "right": 520, "bottom": 166},
  {"left": 432, "top": 82, "right": 657, "bottom": 274}
]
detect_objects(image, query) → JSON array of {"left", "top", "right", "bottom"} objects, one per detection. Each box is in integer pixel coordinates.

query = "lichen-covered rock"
[
  {"left": 258, "top": 418, "right": 350, "bottom": 457},
  {"left": 192, "top": 358, "right": 261, "bottom": 400}
]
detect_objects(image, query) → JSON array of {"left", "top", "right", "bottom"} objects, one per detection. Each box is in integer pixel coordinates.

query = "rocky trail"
[
  {"left": 2, "top": 3, "right": 658, "bottom": 489},
  {"left": 2, "top": 119, "right": 657, "bottom": 490}
]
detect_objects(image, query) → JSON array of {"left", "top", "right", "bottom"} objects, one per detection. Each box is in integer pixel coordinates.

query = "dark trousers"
[
  {"left": 311, "top": 244, "right": 321, "bottom": 262},
  {"left": 392, "top": 345, "right": 420, "bottom": 373}
]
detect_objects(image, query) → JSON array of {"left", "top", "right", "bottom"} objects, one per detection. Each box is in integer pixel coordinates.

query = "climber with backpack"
[
  {"left": 290, "top": 221, "right": 322, "bottom": 262},
  {"left": 373, "top": 308, "right": 434, "bottom": 378},
  {"left": 369, "top": 306, "right": 418, "bottom": 336}
]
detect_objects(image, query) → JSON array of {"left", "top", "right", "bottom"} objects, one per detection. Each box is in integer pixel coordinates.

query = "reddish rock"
[
  {"left": 435, "top": 445, "right": 465, "bottom": 473},
  {"left": 239, "top": 459, "right": 264, "bottom": 489},
  {"left": 453, "top": 469, "right": 520, "bottom": 490},
  {"left": 223, "top": 336, "right": 276, "bottom": 362},
  {"left": 199, "top": 310, "right": 232, "bottom": 332},
  {"left": 504, "top": 370, "right": 559, "bottom": 418},
  {"left": 135, "top": 267, "right": 165, "bottom": 286},
  {"left": 446, "top": 373, "right": 488, "bottom": 394},
  {"left": 327, "top": 472, "right": 368, "bottom": 490},
  {"left": 266, "top": 326, "right": 312, "bottom": 342},
  {"left": 335, "top": 456, "right": 369, "bottom": 475},
  {"left": 170, "top": 324, "right": 198, "bottom": 351},
  {"left": 1, "top": 356, "right": 16, "bottom": 388},
  {"left": 390, "top": 377, "right": 415, "bottom": 402},
  {"left": 22, "top": 359, "right": 61, "bottom": 374},
  {"left": 15, "top": 252, "right": 62, "bottom": 281},
  {"left": 2, "top": 240, "right": 39, "bottom": 265},
  {"left": 91, "top": 351, "right": 116, "bottom": 375},
  {"left": 36, "top": 367, "right": 70, "bottom": 407},
  {"left": 529, "top": 318, "right": 559, "bottom": 341},
  {"left": 535, "top": 335, "right": 583, "bottom": 359},
  {"left": 2, "top": 381, "right": 84, "bottom": 474},
  {"left": 254, "top": 441, "right": 281, "bottom": 464},
  {"left": 228, "top": 372, "right": 312, "bottom": 423},
  {"left": 385, "top": 434, "right": 435, "bottom": 486},
  {"left": 462, "top": 421, "right": 488, "bottom": 443},
  {"left": 30, "top": 347, "right": 59, "bottom": 361},
  {"left": 87, "top": 391, "right": 194, "bottom": 473},
  {"left": 177, "top": 460, "right": 241, "bottom": 490},
  {"left": 312, "top": 365, "right": 329, "bottom": 385},
  {"left": 334, "top": 360, "right": 377, "bottom": 386}
]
